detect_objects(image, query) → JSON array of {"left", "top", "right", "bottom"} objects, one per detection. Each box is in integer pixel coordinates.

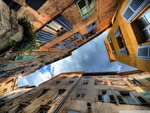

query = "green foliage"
[
  {"left": 8, "top": 38, "right": 16, "bottom": 46},
  {"left": 10, "top": 15, "right": 40, "bottom": 55}
]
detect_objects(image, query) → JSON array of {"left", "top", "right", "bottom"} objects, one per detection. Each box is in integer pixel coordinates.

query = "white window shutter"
[
  {"left": 122, "top": 0, "right": 149, "bottom": 22},
  {"left": 137, "top": 45, "right": 150, "bottom": 59},
  {"left": 114, "top": 27, "right": 121, "bottom": 37}
]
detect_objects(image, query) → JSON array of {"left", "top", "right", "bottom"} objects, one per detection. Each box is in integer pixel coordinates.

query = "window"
[
  {"left": 136, "top": 96, "right": 148, "bottom": 105},
  {"left": 117, "top": 95, "right": 125, "bottom": 104},
  {"left": 51, "top": 89, "right": 66, "bottom": 100},
  {"left": 38, "top": 105, "right": 51, "bottom": 113},
  {"left": 131, "top": 78, "right": 142, "bottom": 86},
  {"left": 114, "top": 27, "right": 121, "bottom": 37},
  {"left": 26, "top": 0, "right": 47, "bottom": 11},
  {"left": 122, "top": 0, "right": 149, "bottom": 22},
  {"left": 110, "top": 79, "right": 126, "bottom": 86},
  {"left": 114, "top": 27, "right": 129, "bottom": 55},
  {"left": 141, "top": 91, "right": 150, "bottom": 101},
  {"left": 107, "top": 38, "right": 116, "bottom": 56},
  {"left": 135, "top": 8, "right": 150, "bottom": 44},
  {"left": 109, "top": 95, "right": 115, "bottom": 103},
  {"left": 46, "top": 21, "right": 66, "bottom": 36},
  {"left": 54, "top": 15, "right": 73, "bottom": 31},
  {"left": 102, "top": 90, "right": 109, "bottom": 102},
  {"left": 76, "top": 0, "right": 96, "bottom": 20},
  {"left": 3, "top": 0, "right": 21, "bottom": 11},
  {"left": 61, "top": 76, "right": 67, "bottom": 79},
  {"left": 86, "top": 22, "right": 96, "bottom": 33},
  {"left": 82, "top": 80, "right": 88, "bottom": 85},
  {"left": 36, "top": 15, "right": 72, "bottom": 44},
  {"left": 98, "top": 95, "right": 102, "bottom": 101},
  {"left": 95, "top": 79, "right": 107, "bottom": 85},
  {"left": 76, "top": 89, "right": 87, "bottom": 99},
  {"left": 36, "top": 89, "right": 49, "bottom": 98},
  {"left": 3, "top": 88, "right": 7, "bottom": 93},
  {"left": 137, "top": 44, "right": 150, "bottom": 59},
  {"left": 108, "top": 37, "right": 112, "bottom": 43},
  {"left": 69, "top": 33, "right": 83, "bottom": 42},
  {"left": 51, "top": 81, "right": 60, "bottom": 86},
  {"left": 10, "top": 102, "right": 30, "bottom": 113},
  {"left": 116, "top": 36, "right": 126, "bottom": 49},
  {"left": 62, "top": 39, "right": 73, "bottom": 52},
  {"left": 120, "top": 91, "right": 136, "bottom": 104},
  {"left": 36, "top": 30, "right": 56, "bottom": 44},
  {"left": 72, "top": 76, "right": 78, "bottom": 79},
  {"left": 68, "top": 110, "right": 80, "bottom": 113},
  {"left": 14, "top": 55, "right": 35, "bottom": 61},
  {"left": 66, "top": 81, "right": 74, "bottom": 85},
  {"left": 11, "top": 85, "right": 14, "bottom": 89},
  {"left": 145, "top": 77, "right": 150, "bottom": 81}
]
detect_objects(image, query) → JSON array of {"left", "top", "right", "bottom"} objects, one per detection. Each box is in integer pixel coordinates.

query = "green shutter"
[
  {"left": 89, "top": 0, "right": 96, "bottom": 15},
  {"left": 7, "top": 63, "right": 20, "bottom": 67},
  {"left": 77, "top": 0, "right": 96, "bottom": 20},
  {"left": 15, "top": 55, "right": 35, "bottom": 61}
]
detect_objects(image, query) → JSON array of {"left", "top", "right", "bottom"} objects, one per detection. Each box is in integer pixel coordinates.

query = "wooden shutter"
[
  {"left": 122, "top": 0, "right": 149, "bottom": 22},
  {"left": 55, "top": 15, "right": 72, "bottom": 31},
  {"left": 137, "top": 45, "right": 150, "bottom": 59},
  {"left": 89, "top": 0, "right": 96, "bottom": 15},
  {"left": 86, "top": 22, "right": 96, "bottom": 33},
  {"left": 15, "top": 55, "right": 35, "bottom": 61},
  {"left": 109, "top": 95, "right": 115, "bottom": 103},
  {"left": 98, "top": 95, "right": 102, "bottom": 101},
  {"left": 117, "top": 96, "right": 125, "bottom": 104},
  {"left": 136, "top": 96, "right": 148, "bottom": 105},
  {"left": 77, "top": 0, "right": 89, "bottom": 20}
]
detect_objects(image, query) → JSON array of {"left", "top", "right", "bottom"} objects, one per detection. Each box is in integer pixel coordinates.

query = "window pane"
[
  {"left": 78, "top": 0, "right": 86, "bottom": 9},
  {"left": 145, "top": 11, "right": 150, "bottom": 23},
  {"left": 76, "top": 94, "right": 80, "bottom": 98},
  {"left": 81, "top": 94, "right": 85, "bottom": 98},
  {"left": 88, "top": 0, "right": 92, "bottom": 4},
  {"left": 138, "top": 47, "right": 148, "bottom": 56},
  {"left": 26, "top": 0, "right": 47, "bottom": 11}
]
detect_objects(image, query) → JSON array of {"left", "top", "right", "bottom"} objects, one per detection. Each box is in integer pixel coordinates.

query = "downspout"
[{"left": 53, "top": 76, "right": 81, "bottom": 113}]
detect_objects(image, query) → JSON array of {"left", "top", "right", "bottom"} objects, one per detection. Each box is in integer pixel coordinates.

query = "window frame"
[
  {"left": 76, "top": 89, "right": 87, "bottom": 99},
  {"left": 114, "top": 27, "right": 129, "bottom": 56},
  {"left": 137, "top": 44, "right": 150, "bottom": 59},
  {"left": 137, "top": 8, "right": 150, "bottom": 42},
  {"left": 76, "top": 0, "right": 96, "bottom": 20},
  {"left": 122, "top": 0, "right": 149, "bottom": 22}
]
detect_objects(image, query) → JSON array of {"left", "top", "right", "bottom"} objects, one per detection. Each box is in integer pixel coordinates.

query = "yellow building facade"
[
  {"left": 104, "top": 0, "right": 150, "bottom": 72},
  {"left": 0, "top": 76, "right": 18, "bottom": 96}
]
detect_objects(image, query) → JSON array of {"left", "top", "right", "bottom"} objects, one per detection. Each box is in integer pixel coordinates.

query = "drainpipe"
[{"left": 53, "top": 76, "right": 81, "bottom": 113}]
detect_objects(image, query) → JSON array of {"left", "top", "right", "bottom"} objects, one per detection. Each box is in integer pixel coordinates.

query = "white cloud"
[
  {"left": 18, "top": 70, "right": 52, "bottom": 87},
  {"left": 19, "top": 30, "right": 137, "bottom": 86}
]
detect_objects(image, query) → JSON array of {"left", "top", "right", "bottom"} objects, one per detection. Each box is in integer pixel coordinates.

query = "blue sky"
[{"left": 18, "top": 30, "right": 136, "bottom": 87}]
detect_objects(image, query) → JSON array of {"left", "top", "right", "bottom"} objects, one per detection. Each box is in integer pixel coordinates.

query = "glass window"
[
  {"left": 145, "top": 11, "right": 150, "bottom": 23},
  {"left": 76, "top": 0, "right": 96, "bottom": 20},
  {"left": 26, "top": 0, "right": 47, "bottom": 11},
  {"left": 3, "top": 88, "right": 7, "bottom": 93}
]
